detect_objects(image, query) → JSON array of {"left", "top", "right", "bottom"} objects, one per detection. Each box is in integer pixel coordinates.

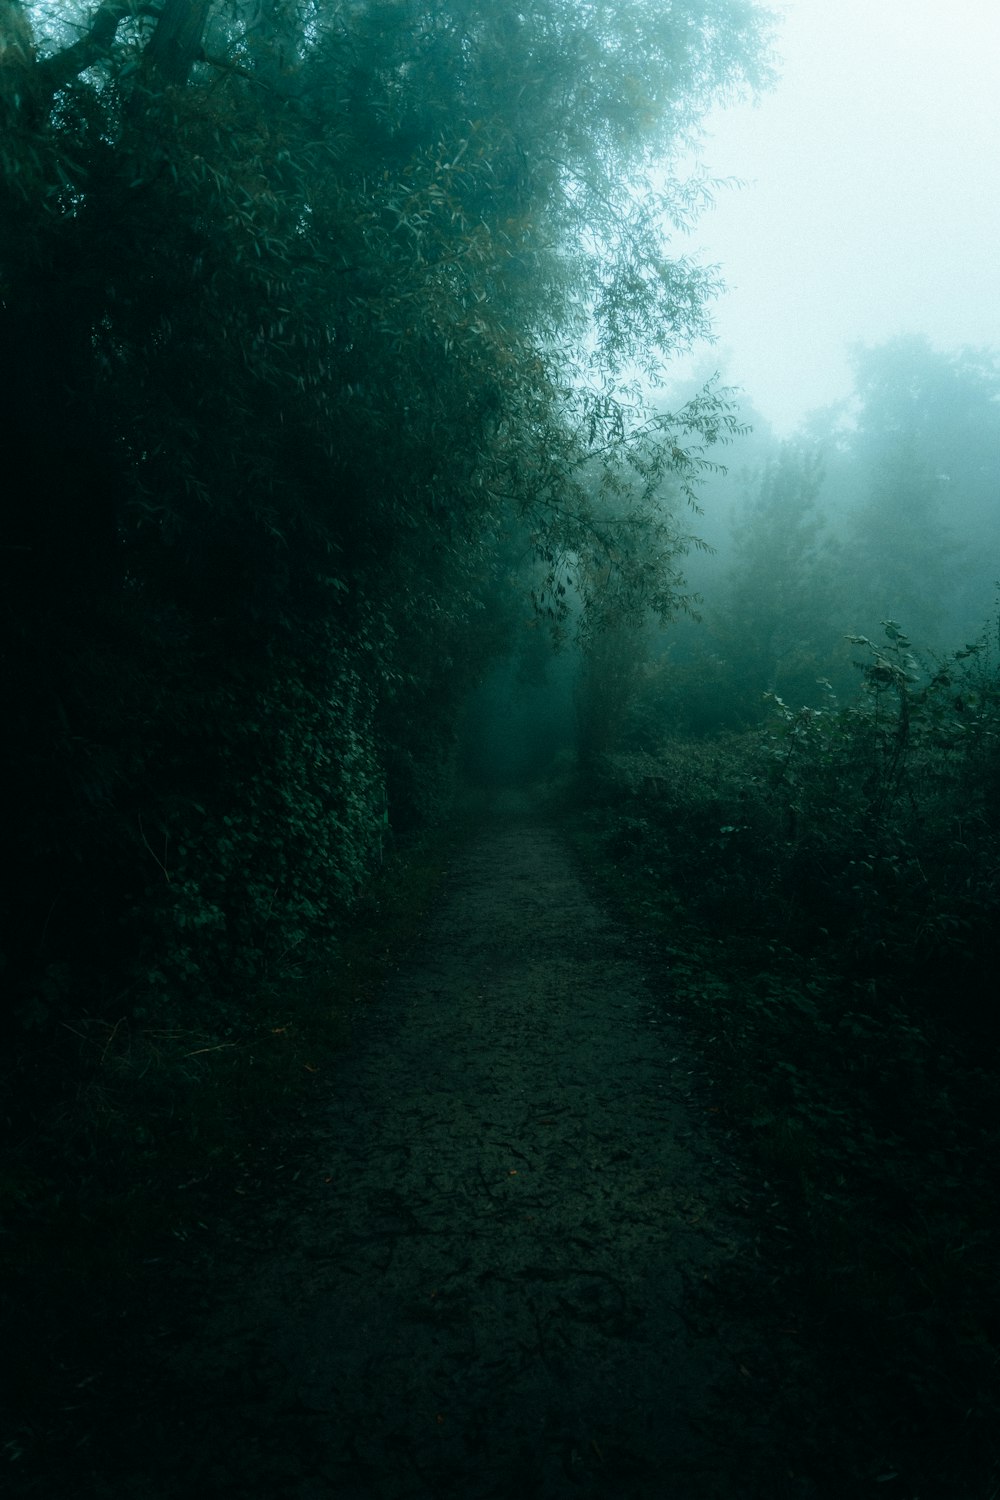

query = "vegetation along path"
[{"left": 67, "top": 809, "right": 817, "bottom": 1499}]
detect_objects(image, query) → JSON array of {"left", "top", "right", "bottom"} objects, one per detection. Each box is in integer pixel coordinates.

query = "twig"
[
  {"left": 100, "top": 1016, "right": 124, "bottom": 1065},
  {"left": 138, "top": 812, "right": 170, "bottom": 882}
]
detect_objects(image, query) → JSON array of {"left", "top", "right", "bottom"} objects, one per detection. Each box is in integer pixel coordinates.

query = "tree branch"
[
  {"left": 139, "top": 0, "right": 210, "bottom": 90},
  {"left": 35, "top": 0, "right": 151, "bottom": 99}
]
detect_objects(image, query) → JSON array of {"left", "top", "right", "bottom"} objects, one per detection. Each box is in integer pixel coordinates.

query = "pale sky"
[{"left": 677, "top": 0, "right": 1000, "bottom": 436}]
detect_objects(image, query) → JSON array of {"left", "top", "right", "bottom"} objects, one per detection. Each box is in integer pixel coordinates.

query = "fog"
[
  {"left": 459, "top": 633, "right": 578, "bottom": 787},
  {"left": 463, "top": 0, "right": 1000, "bottom": 780},
  {"left": 678, "top": 0, "right": 1000, "bottom": 436},
  {"left": 7, "top": 6, "right": 1000, "bottom": 1486}
]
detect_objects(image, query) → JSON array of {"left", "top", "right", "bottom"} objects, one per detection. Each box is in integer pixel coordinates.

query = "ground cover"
[
  {"left": 1, "top": 828, "right": 457, "bottom": 1487},
  {"left": 565, "top": 743, "right": 1000, "bottom": 1499}
]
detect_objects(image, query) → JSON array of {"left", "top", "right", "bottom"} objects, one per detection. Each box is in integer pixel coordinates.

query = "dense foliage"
[
  {"left": 1, "top": 0, "right": 772, "bottom": 1052},
  {"left": 1, "top": 10, "right": 774, "bottom": 1463},
  {"left": 578, "top": 616, "right": 1000, "bottom": 1491},
  {"left": 4, "top": 8, "right": 999, "bottom": 1493}
]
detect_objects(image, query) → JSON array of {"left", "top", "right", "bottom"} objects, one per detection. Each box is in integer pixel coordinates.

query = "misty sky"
[{"left": 679, "top": 0, "right": 1000, "bottom": 436}]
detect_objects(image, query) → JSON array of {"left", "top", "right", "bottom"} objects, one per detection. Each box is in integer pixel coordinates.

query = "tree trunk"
[
  {"left": 0, "top": 0, "right": 38, "bottom": 124},
  {"left": 141, "top": 0, "right": 212, "bottom": 90}
]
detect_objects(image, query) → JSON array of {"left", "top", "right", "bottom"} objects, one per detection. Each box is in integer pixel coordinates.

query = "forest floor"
[{"left": 8, "top": 795, "right": 836, "bottom": 1499}]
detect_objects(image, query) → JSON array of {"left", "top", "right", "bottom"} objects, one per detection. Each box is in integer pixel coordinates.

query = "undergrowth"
[
  {"left": 0, "top": 826, "right": 456, "bottom": 1476},
  {"left": 567, "top": 623, "right": 1000, "bottom": 1498}
]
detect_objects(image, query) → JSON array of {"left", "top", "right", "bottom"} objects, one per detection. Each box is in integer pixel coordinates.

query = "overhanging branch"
[{"left": 35, "top": 0, "right": 152, "bottom": 98}]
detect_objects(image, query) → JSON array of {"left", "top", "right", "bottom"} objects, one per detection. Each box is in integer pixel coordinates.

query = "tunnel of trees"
[
  {"left": 0, "top": 0, "right": 768, "bottom": 1037},
  {"left": 3, "top": 3, "right": 1000, "bottom": 1495}
]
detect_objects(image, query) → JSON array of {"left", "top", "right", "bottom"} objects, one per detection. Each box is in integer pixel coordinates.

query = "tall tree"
[
  {"left": 1, "top": 0, "right": 774, "bottom": 1030},
  {"left": 720, "top": 445, "right": 837, "bottom": 697},
  {"left": 818, "top": 337, "right": 1000, "bottom": 647}
]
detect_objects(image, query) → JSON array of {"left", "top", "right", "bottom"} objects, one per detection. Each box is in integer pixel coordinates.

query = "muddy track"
[{"left": 61, "top": 813, "right": 810, "bottom": 1498}]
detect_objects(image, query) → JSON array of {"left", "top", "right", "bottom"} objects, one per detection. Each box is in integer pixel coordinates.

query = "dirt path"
[{"left": 75, "top": 812, "right": 807, "bottom": 1498}]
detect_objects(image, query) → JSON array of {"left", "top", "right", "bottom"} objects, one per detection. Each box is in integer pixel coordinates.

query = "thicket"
[
  {"left": 0, "top": 0, "right": 774, "bottom": 1368},
  {"left": 579, "top": 619, "right": 1000, "bottom": 1492},
  {"left": 1, "top": 0, "right": 770, "bottom": 1027}
]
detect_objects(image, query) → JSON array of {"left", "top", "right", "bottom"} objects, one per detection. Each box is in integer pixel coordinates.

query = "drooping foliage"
[{"left": 0, "top": 0, "right": 773, "bottom": 1034}]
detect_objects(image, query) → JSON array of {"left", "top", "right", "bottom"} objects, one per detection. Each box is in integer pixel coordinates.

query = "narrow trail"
[{"left": 90, "top": 813, "right": 799, "bottom": 1498}]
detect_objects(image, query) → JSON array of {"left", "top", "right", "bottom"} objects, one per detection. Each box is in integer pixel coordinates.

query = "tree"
[
  {"left": 722, "top": 445, "right": 838, "bottom": 692},
  {"left": 648, "top": 442, "right": 842, "bottom": 730},
  {"left": 0, "top": 0, "right": 774, "bottom": 1032},
  {"left": 817, "top": 337, "right": 1000, "bottom": 648}
]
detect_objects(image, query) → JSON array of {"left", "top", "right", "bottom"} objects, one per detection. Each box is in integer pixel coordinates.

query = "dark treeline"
[
  {"left": 1, "top": 2, "right": 771, "bottom": 1413},
  {"left": 4, "top": 2, "right": 1000, "bottom": 1494},
  {"left": 0, "top": 0, "right": 769, "bottom": 1043}
]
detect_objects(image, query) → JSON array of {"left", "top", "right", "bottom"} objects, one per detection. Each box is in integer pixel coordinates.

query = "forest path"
[{"left": 98, "top": 807, "right": 798, "bottom": 1498}]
